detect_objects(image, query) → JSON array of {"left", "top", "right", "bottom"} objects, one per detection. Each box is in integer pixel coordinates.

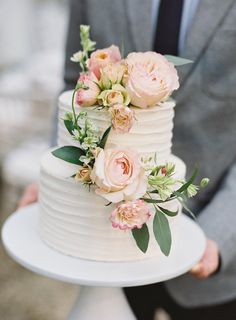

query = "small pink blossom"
[
  {"left": 76, "top": 72, "right": 100, "bottom": 107},
  {"left": 110, "top": 200, "right": 151, "bottom": 230},
  {"left": 88, "top": 45, "right": 121, "bottom": 79},
  {"left": 109, "top": 104, "right": 135, "bottom": 133}
]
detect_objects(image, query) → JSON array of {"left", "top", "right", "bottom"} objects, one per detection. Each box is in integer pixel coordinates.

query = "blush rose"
[
  {"left": 124, "top": 52, "right": 179, "bottom": 108},
  {"left": 90, "top": 148, "right": 147, "bottom": 203}
]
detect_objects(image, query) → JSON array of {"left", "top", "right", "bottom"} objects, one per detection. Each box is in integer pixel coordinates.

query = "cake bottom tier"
[{"left": 39, "top": 151, "right": 186, "bottom": 262}]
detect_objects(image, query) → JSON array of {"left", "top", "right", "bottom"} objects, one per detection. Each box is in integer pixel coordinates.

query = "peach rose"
[
  {"left": 98, "top": 84, "right": 130, "bottom": 107},
  {"left": 110, "top": 200, "right": 151, "bottom": 230},
  {"left": 76, "top": 72, "right": 100, "bottom": 107},
  {"left": 100, "top": 62, "right": 126, "bottom": 89},
  {"left": 88, "top": 45, "right": 121, "bottom": 79},
  {"left": 90, "top": 148, "right": 147, "bottom": 203},
  {"left": 75, "top": 166, "right": 92, "bottom": 183},
  {"left": 109, "top": 104, "right": 135, "bottom": 133},
  {"left": 124, "top": 52, "right": 179, "bottom": 108}
]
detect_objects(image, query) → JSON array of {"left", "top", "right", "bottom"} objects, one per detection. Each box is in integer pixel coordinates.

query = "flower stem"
[{"left": 71, "top": 88, "right": 79, "bottom": 127}]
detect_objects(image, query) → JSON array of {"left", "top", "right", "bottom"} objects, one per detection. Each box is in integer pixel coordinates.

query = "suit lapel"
[
  {"left": 125, "top": 0, "right": 152, "bottom": 51},
  {"left": 125, "top": 0, "right": 234, "bottom": 85},
  {"left": 178, "top": 0, "right": 235, "bottom": 85}
]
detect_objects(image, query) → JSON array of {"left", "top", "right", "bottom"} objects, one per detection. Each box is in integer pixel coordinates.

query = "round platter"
[{"left": 2, "top": 203, "right": 206, "bottom": 287}]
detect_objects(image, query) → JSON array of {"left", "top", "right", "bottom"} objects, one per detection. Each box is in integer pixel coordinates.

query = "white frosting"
[
  {"left": 58, "top": 91, "right": 175, "bottom": 164},
  {"left": 38, "top": 90, "right": 187, "bottom": 261},
  {"left": 39, "top": 151, "right": 186, "bottom": 261}
]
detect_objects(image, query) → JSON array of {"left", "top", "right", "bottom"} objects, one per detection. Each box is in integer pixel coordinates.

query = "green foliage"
[
  {"left": 141, "top": 197, "right": 176, "bottom": 204},
  {"left": 132, "top": 224, "right": 150, "bottom": 253},
  {"left": 75, "top": 81, "right": 89, "bottom": 91},
  {"left": 64, "top": 119, "right": 75, "bottom": 135},
  {"left": 186, "top": 184, "right": 199, "bottom": 198},
  {"left": 99, "top": 126, "right": 111, "bottom": 149},
  {"left": 153, "top": 209, "right": 172, "bottom": 256},
  {"left": 200, "top": 178, "right": 210, "bottom": 188},
  {"left": 158, "top": 206, "right": 179, "bottom": 217},
  {"left": 80, "top": 25, "right": 96, "bottom": 53},
  {"left": 148, "top": 174, "right": 176, "bottom": 201},
  {"left": 165, "top": 55, "right": 193, "bottom": 66},
  {"left": 52, "top": 146, "right": 85, "bottom": 165},
  {"left": 176, "top": 168, "right": 198, "bottom": 193},
  {"left": 70, "top": 25, "right": 96, "bottom": 72}
]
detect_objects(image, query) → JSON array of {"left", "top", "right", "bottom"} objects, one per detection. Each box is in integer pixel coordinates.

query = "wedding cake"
[{"left": 38, "top": 26, "right": 207, "bottom": 262}]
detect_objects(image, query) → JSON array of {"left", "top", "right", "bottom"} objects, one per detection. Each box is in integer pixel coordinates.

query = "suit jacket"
[{"left": 64, "top": 0, "right": 236, "bottom": 307}]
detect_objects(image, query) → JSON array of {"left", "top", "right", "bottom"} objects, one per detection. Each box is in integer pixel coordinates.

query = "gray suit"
[{"left": 64, "top": 0, "right": 236, "bottom": 308}]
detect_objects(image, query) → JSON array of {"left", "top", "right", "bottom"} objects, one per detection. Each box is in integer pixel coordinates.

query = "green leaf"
[
  {"left": 158, "top": 206, "right": 179, "bottom": 217},
  {"left": 141, "top": 197, "right": 176, "bottom": 204},
  {"left": 64, "top": 119, "right": 75, "bottom": 135},
  {"left": 75, "top": 81, "right": 89, "bottom": 91},
  {"left": 141, "top": 198, "right": 164, "bottom": 204},
  {"left": 52, "top": 146, "right": 85, "bottom": 165},
  {"left": 178, "top": 198, "right": 196, "bottom": 220},
  {"left": 165, "top": 55, "right": 193, "bottom": 66},
  {"left": 176, "top": 168, "right": 198, "bottom": 193},
  {"left": 153, "top": 210, "right": 172, "bottom": 256},
  {"left": 99, "top": 126, "right": 111, "bottom": 149},
  {"left": 132, "top": 224, "right": 150, "bottom": 253}
]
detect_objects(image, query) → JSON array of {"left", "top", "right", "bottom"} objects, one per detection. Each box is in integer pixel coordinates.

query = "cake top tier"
[
  {"left": 58, "top": 90, "right": 175, "bottom": 163},
  {"left": 56, "top": 24, "right": 187, "bottom": 164}
]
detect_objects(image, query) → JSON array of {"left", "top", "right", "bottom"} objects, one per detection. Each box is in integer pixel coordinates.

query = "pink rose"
[
  {"left": 109, "top": 104, "right": 135, "bottom": 133},
  {"left": 88, "top": 45, "right": 121, "bottom": 79},
  {"left": 110, "top": 200, "right": 151, "bottom": 230},
  {"left": 124, "top": 52, "right": 179, "bottom": 108},
  {"left": 90, "top": 148, "right": 147, "bottom": 203},
  {"left": 76, "top": 72, "right": 100, "bottom": 107}
]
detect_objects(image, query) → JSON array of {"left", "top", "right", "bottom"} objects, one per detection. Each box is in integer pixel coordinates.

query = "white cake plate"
[{"left": 2, "top": 203, "right": 206, "bottom": 320}]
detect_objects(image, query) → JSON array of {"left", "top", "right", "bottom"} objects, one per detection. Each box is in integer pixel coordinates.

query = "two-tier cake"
[{"left": 38, "top": 25, "right": 207, "bottom": 262}]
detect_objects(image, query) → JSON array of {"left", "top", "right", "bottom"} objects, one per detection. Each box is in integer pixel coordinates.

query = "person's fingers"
[
  {"left": 190, "top": 239, "right": 219, "bottom": 279},
  {"left": 191, "top": 263, "right": 202, "bottom": 274},
  {"left": 18, "top": 183, "right": 38, "bottom": 208},
  {"left": 191, "top": 262, "right": 212, "bottom": 279}
]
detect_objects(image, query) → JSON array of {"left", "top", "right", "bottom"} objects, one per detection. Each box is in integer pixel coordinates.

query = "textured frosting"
[
  {"left": 39, "top": 151, "right": 186, "bottom": 261},
  {"left": 39, "top": 89, "right": 186, "bottom": 261},
  {"left": 58, "top": 90, "right": 175, "bottom": 164}
]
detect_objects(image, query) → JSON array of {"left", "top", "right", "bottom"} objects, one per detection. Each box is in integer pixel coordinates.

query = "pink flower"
[
  {"left": 109, "top": 104, "right": 135, "bottom": 133},
  {"left": 88, "top": 45, "right": 121, "bottom": 79},
  {"left": 90, "top": 148, "right": 147, "bottom": 203},
  {"left": 110, "top": 200, "right": 151, "bottom": 230},
  {"left": 124, "top": 52, "right": 179, "bottom": 108},
  {"left": 76, "top": 72, "right": 100, "bottom": 107}
]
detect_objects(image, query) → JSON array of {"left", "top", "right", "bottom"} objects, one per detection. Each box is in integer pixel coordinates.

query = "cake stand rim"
[{"left": 1, "top": 203, "right": 206, "bottom": 287}]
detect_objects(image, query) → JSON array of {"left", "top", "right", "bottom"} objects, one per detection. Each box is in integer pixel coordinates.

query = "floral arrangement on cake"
[{"left": 52, "top": 25, "right": 209, "bottom": 256}]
